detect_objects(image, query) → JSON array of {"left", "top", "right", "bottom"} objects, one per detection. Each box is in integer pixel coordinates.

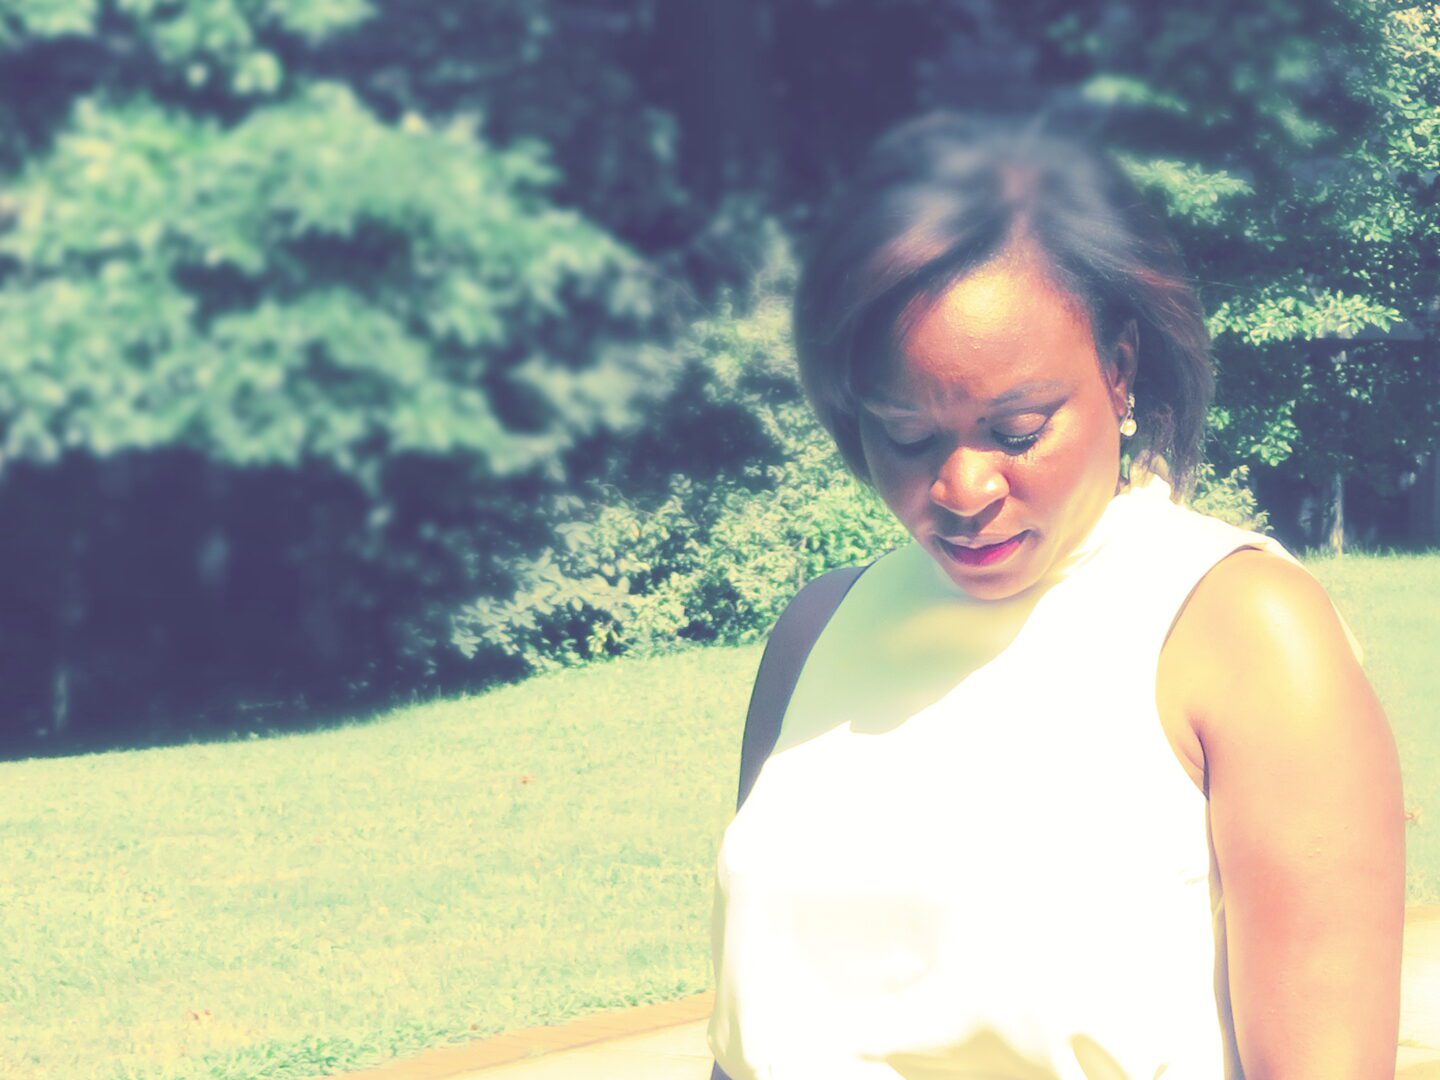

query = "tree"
[{"left": 0, "top": 0, "right": 670, "bottom": 743}]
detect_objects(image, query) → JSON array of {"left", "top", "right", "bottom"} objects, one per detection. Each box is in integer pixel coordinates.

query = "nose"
[{"left": 930, "top": 445, "right": 1009, "bottom": 521}]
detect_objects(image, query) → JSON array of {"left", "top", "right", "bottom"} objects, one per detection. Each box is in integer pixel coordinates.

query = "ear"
[{"left": 1107, "top": 318, "right": 1139, "bottom": 417}]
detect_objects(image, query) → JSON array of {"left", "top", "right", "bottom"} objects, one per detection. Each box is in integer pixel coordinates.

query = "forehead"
[{"left": 863, "top": 252, "right": 1099, "bottom": 412}]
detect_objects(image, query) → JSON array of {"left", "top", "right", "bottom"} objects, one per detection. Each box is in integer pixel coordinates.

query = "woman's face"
[{"left": 856, "top": 248, "right": 1135, "bottom": 601}]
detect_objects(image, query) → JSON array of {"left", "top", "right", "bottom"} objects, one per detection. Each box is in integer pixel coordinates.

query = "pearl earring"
[{"left": 1119, "top": 393, "right": 1137, "bottom": 439}]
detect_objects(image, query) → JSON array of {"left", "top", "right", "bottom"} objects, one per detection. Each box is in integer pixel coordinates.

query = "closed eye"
[
  {"left": 995, "top": 428, "right": 1044, "bottom": 452},
  {"left": 885, "top": 433, "right": 935, "bottom": 456},
  {"left": 883, "top": 419, "right": 1049, "bottom": 456}
]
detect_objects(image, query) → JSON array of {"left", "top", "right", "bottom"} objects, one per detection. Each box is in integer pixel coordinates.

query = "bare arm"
[{"left": 1169, "top": 549, "right": 1406, "bottom": 1079}]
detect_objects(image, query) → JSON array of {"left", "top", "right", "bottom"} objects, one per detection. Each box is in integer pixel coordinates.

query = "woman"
[{"left": 707, "top": 112, "right": 1406, "bottom": 1079}]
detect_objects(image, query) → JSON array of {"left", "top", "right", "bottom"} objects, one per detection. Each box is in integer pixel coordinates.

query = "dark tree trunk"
[{"left": 1328, "top": 469, "right": 1346, "bottom": 555}]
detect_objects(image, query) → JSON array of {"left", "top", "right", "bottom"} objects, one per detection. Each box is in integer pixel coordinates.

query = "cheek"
[{"left": 1012, "top": 417, "right": 1115, "bottom": 505}]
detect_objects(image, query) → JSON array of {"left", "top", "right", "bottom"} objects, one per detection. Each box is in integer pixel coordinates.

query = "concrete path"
[
  {"left": 455, "top": 1019, "right": 712, "bottom": 1080},
  {"left": 326, "top": 994, "right": 716, "bottom": 1080}
]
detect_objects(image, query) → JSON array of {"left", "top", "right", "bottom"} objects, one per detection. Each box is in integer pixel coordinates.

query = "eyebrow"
[{"left": 860, "top": 379, "right": 1068, "bottom": 416}]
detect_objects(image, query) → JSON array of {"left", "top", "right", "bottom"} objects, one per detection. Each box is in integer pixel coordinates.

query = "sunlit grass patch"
[
  {"left": 1, "top": 647, "right": 756, "bottom": 1079},
  {"left": 3, "top": 553, "right": 1435, "bottom": 1078},
  {"left": 1305, "top": 550, "right": 1440, "bottom": 906}
]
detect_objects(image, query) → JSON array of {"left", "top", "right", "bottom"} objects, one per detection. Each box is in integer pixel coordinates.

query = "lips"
[
  {"left": 937, "top": 531, "right": 1029, "bottom": 568},
  {"left": 942, "top": 533, "right": 1019, "bottom": 549}
]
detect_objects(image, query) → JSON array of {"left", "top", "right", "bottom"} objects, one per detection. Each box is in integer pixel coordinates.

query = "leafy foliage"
[
  {"left": 0, "top": 81, "right": 660, "bottom": 480},
  {"left": 452, "top": 244, "right": 908, "bottom": 675},
  {"left": 0, "top": 0, "right": 674, "bottom": 744},
  {"left": 982, "top": 1, "right": 1440, "bottom": 498},
  {"left": 0, "top": 0, "right": 372, "bottom": 94},
  {"left": 3, "top": 0, "right": 1438, "bottom": 746},
  {"left": 1186, "top": 462, "right": 1272, "bottom": 533}
]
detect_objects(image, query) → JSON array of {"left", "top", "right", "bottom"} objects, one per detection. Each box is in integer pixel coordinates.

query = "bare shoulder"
[
  {"left": 1163, "top": 550, "right": 1406, "bottom": 1075},
  {"left": 1161, "top": 545, "right": 1365, "bottom": 746}
]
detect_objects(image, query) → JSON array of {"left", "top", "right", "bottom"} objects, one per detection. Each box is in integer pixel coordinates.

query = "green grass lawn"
[
  {"left": 3, "top": 552, "right": 1436, "bottom": 1079},
  {"left": 1305, "top": 551, "right": 1440, "bottom": 901},
  {"left": 1, "top": 644, "right": 755, "bottom": 1079}
]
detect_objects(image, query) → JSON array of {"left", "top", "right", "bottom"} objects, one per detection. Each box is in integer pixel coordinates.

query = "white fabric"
[{"left": 708, "top": 472, "right": 1361, "bottom": 1080}]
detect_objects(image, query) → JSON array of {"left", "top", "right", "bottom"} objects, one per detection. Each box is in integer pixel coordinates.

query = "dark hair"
[{"left": 793, "top": 111, "right": 1213, "bottom": 495}]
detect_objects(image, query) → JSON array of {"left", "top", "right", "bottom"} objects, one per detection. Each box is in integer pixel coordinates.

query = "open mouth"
[{"left": 937, "top": 531, "right": 1029, "bottom": 568}]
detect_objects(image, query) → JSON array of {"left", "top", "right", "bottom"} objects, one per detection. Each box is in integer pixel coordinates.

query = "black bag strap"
[
  {"left": 712, "top": 561, "right": 873, "bottom": 1080},
  {"left": 734, "top": 560, "right": 873, "bottom": 810}
]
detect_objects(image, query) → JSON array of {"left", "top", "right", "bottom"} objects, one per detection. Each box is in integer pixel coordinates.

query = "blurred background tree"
[
  {"left": 1, "top": 0, "right": 1436, "bottom": 751},
  {"left": 0, "top": 0, "right": 671, "bottom": 746}
]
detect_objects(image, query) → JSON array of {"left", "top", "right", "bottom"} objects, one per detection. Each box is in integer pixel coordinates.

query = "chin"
[
  {"left": 947, "top": 572, "right": 1031, "bottom": 602},
  {"left": 929, "top": 531, "right": 1043, "bottom": 601}
]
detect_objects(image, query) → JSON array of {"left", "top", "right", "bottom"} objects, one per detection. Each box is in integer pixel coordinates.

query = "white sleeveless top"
[{"left": 708, "top": 472, "right": 1362, "bottom": 1080}]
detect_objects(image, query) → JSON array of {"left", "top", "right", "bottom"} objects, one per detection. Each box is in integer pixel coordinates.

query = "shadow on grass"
[{"left": 0, "top": 672, "right": 524, "bottom": 764}]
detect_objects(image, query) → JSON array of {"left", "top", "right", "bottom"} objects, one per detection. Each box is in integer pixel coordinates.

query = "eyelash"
[
  {"left": 887, "top": 424, "right": 1047, "bottom": 456},
  {"left": 996, "top": 427, "right": 1046, "bottom": 453}
]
